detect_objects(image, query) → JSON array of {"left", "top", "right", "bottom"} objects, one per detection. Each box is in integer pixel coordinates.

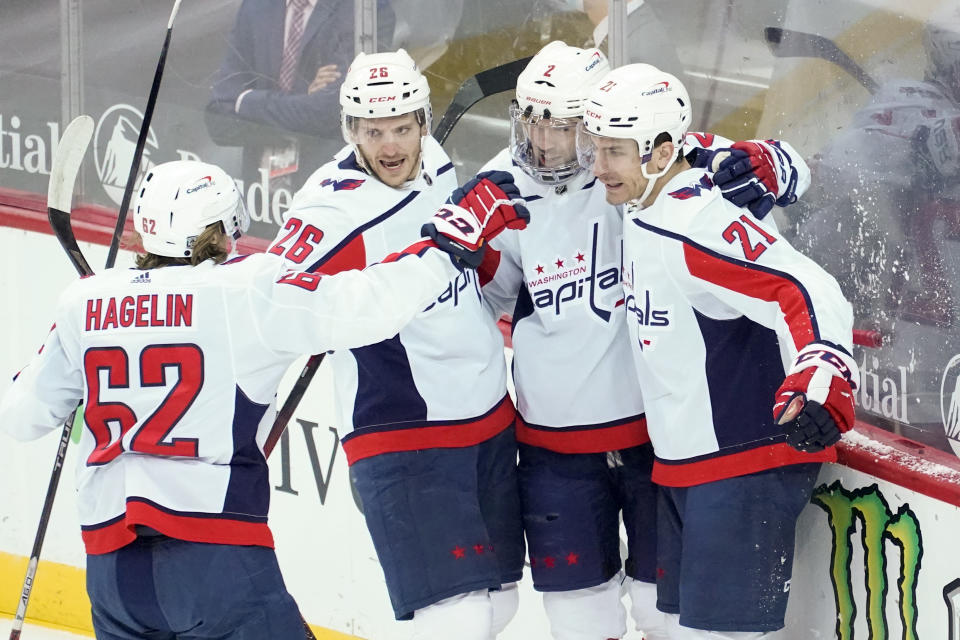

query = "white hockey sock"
[
  {"left": 626, "top": 577, "right": 669, "bottom": 640},
  {"left": 412, "top": 590, "right": 493, "bottom": 640},
  {"left": 542, "top": 574, "right": 627, "bottom": 640},
  {"left": 664, "top": 614, "right": 773, "bottom": 640},
  {"left": 489, "top": 582, "right": 519, "bottom": 638}
]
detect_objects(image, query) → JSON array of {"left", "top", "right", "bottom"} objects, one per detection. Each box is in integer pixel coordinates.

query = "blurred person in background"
[
  {"left": 787, "top": 3, "right": 960, "bottom": 451},
  {"left": 205, "top": 0, "right": 395, "bottom": 235}
]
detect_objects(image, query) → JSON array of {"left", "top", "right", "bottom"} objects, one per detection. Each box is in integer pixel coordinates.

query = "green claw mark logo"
[{"left": 813, "top": 482, "right": 922, "bottom": 640}]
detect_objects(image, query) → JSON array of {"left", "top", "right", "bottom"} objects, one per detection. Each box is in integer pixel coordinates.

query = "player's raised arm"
[
  {"left": 685, "top": 134, "right": 810, "bottom": 219},
  {"left": 0, "top": 319, "right": 82, "bottom": 441},
  {"left": 256, "top": 189, "right": 529, "bottom": 355}
]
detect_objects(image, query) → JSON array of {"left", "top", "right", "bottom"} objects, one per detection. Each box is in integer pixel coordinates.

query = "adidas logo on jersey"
[{"left": 130, "top": 272, "right": 151, "bottom": 284}]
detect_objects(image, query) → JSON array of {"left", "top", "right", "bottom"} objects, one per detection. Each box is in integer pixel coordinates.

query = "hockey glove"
[
  {"left": 447, "top": 170, "right": 530, "bottom": 243},
  {"left": 781, "top": 400, "right": 842, "bottom": 453},
  {"left": 773, "top": 342, "right": 860, "bottom": 453},
  {"left": 694, "top": 141, "right": 799, "bottom": 219},
  {"left": 913, "top": 118, "right": 960, "bottom": 178},
  {"left": 421, "top": 204, "right": 487, "bottom": 270}
]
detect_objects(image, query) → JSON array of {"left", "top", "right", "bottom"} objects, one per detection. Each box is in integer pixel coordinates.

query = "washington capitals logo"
[
  {"left": 320, "top": 177, "right": 365, "bottom": 191},
  {"left": 668, "top": 174, "right": 713, "bottom": 200}
]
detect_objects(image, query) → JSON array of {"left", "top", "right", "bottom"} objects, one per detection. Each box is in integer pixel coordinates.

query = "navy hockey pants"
[
  {"left": 86, "top": 535, "right": 307, "bottom": 639},
  {"left": 656, "top": 462, "right": 821, "bottom": 632}
]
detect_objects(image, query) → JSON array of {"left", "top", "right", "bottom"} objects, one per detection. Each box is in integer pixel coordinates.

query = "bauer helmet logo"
[{"left": 94, "top": 104, "right": 159, "bottom": 206}]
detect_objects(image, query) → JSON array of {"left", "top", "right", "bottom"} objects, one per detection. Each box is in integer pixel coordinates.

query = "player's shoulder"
[
  {"left": 481, "top": 148, "right": 555, "bottom": 197},
  {"left": 682, "top": 131, "right": 734, "bottom": 152},
  {"left": 647, "top": 168, "right": 730, "bottom": 235},
  {"left": 480, "top": 148, "right": 514, "bottom": 173},
  {"left": 297, "top": 152, "right": 371, "bottom": 198},
  {"left": 421, "top": 135, "right": 454, "bottom": 175}
]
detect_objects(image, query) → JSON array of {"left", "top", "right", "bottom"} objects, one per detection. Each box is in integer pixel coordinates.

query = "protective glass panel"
[{"left": 1, "top": 0, "right": 959, "bottom": 458}]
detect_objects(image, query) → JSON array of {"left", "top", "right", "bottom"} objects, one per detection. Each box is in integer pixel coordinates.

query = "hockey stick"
[
  {"left": 47, "top": 116, "right": 95, "bottom": 277},
  {"left": 262, "top": 57, "right": 532, "bottom": 458},
  {"left": 432, "top": 56, "right": 533, "bottom": 145},
  {"left": 764, "top": 27, "right": 879, "bottom": 94},
  {"left": 103, "top": 0, "right": 183, "bottom": 270},
  {"left": 8, "top": 115, "right": 94, "bottom": 640}
]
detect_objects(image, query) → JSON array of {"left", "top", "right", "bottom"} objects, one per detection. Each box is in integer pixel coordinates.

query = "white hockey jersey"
[
  {"left": 479, "top": 133, "right": 810, "bottom": 454},
  {"left": 622, "top": 168, "right": 854, "bottom": 487},
  {"left": 480, "top": 150, "right": 647, "bottom": 453},
  {"left": 271, "top": 137, "right": 512, "bottom": 464},
  {"left": 0, "top": 250, "right": 459, "bottom": 554}
]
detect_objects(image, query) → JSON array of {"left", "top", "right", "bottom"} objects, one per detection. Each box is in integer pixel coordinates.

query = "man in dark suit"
[{"left": 205, "top": 0, "right": 394, "bottom": 236}]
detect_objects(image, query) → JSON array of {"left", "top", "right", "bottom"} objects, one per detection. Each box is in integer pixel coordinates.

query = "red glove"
[
  {"left": 773, "top": 342, "right": 860, "bottom": 452},
  {"left": 421, "top": 204, "right": 487, "bottom": 269},
  {"left": 448, "top": 170, "right": 530, "bottom": 243}
]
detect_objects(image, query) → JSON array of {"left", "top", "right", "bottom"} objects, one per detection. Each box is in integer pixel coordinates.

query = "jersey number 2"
[{"left": 83, "top": 344, "right": 203, "bottom": 465}]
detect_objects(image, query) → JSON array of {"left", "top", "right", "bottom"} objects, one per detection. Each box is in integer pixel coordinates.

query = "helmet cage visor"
[
  {"left": 575, "top": 121, "right": 645, "bottom": 171},
  {"left": 341, "top": 107, "right": 431, "bottom": 148},
  {"left": 509, "top": 102, "right": 582, "bottom": 185}
]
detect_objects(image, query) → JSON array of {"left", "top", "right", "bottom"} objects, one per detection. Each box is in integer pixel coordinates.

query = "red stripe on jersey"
[
  {"left": 381, "top": 239, "right": 436, "bottom": 263},
  {"left": 81, "top": 500, "right": 274, "bottom": 555},
  {"left": 516, "top": 415, "right": 649, "bottom": 453},
  {"left": 317, "top": 233, "right": 366, "bottom": 275},
  {"left": 341, "top": 395, "right": 516, "bottom": 465},
  {"left": 651, "top": 442, "right": 835, "bottom": 487},
  {"left": 478, "top": 246, "right": 501, "bottom": 288},
  {"left": 683, "top": 243, "right": 815, "bottom": 350}
]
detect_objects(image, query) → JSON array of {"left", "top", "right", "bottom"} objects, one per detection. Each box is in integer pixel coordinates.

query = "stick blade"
[
  {"left": 777, "top": 394, "right": 806, "bottom": 425},
  {"left": 47, "top": 115, "right": 94, "bottom": 214}
]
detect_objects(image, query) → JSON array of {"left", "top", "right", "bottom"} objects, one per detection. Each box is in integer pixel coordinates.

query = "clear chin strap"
[{"left": 630, "top": 159, "right": 672, "bottom": 210}]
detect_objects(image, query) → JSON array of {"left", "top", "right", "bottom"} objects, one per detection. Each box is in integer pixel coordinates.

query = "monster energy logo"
[{"left": 813, "top": 482, "right": 922, "bottom": 640}]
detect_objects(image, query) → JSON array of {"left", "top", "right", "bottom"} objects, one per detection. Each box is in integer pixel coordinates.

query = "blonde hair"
[{"left": 134, "top": 223, "right": 229, "bottom": 270}]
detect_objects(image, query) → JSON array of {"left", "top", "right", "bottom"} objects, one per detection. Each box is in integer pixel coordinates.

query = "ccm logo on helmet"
[
  {"left": 368, "top": 96, "right": 396, "bottom": 103},
  {"left": 585, "top": 109, "right": 602, "bottom": 120},
  {"left": 185, "top": 176, "right": 214, "bottom": 194}
]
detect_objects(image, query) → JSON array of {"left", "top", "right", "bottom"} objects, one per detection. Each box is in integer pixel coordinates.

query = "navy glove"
[
  {"left": 693, "top": 141, "right": 799, "bottom": 219},
  {"left": 780, "top": 400, "right": 842, "bottom": 453}
]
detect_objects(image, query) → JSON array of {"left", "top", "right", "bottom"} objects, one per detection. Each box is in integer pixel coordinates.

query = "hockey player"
[
  {"left": 477, "top": 41, "right": 810, "bottom": 640},
  {"left": 0, "top": 160, "right": 524, "bottom": 640},
  {"left": 268, "top": 50, "right": 527, "bottom": 640},
  {"left": 577, "top": 64, "right": 858, "bottom": 639}
]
